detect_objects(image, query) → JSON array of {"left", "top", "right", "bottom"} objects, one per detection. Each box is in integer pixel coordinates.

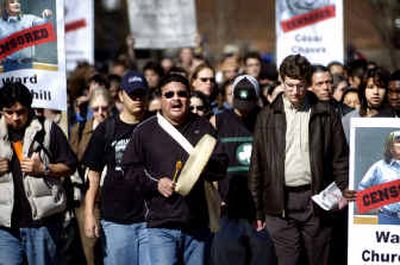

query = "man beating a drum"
[{"left": 122, "top": 74, "right": 228, "bottom": 265}]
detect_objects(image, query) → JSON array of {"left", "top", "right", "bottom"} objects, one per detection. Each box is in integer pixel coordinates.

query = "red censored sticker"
[
  {"left": 65, "top": 19, "right": 87, "bottom": 32},
  {"left": 281, "top": 5, "right": 336, "bottom": 33},
  {"left": 0, "top": 23, "right": 56, "bottom": 60},
  {"left": 356, "top": 179, "right": 400, "bottom": 214}
]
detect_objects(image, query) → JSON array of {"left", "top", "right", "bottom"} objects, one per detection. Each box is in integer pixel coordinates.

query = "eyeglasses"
[
  {"left": 284, "top": 81, "right": 306, "bottom": 91},
  {"left": 163, "top": 90, "right": 189, "bottom": 99},
  {"left": 92, "top": 106, "right": 109, "bottom": 112},
  {"left": 199, "top": 77, "right": 215, "bottom": 83},
  {"left": 189, "top": 105, "right": 205, "bottom": 111},
  {"left": 2, "top": 108, "right": 28, "bottom": 117}
]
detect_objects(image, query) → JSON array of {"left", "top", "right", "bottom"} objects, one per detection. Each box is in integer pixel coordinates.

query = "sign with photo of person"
[
  {"left": 348, "top": 118, "right": 400, "bottom": 265},
  {"left": 276, "top": 0, "right": 344, "bottom": 66},
  {"left": 127, "top": 0, "right": 197, "bottom": 49},
  {"left": 0, "top": 0, "right": 66, "bottom": 111}
]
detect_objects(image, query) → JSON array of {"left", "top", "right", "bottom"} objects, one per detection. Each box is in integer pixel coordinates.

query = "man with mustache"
[{"left": 122, "top": 74, "right": 227, "bottom": 265}]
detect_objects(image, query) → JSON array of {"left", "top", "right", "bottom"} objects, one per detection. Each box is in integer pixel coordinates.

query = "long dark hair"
[{"left": 358, "top": 67, "right": 390, "bottom": 116}]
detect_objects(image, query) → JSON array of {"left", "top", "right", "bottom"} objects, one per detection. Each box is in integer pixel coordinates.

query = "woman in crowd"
[
  {"left": 342, "top": 67, "right": 392, "bottom": 142},
  {"left": 70, "top": 87, "right": 112, "bottom": 265},
  {"left": 190, "top": 63, "right": 220, "bottom": 113},
  {"left": 189, "top": 90, "right": 210, "bottom": 117}
]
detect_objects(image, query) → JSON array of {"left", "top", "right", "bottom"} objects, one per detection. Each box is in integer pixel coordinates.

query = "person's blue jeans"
[
  {"left": 101, "top": 220, "right": 150, "bottom": 265},
  {"left": 148, "top": 227, "right": 210, "bottom": 265},
  {"left": 211, "top": 217, "right": 276, "bottom": 265},
  {"left": 0, "top": 222, "right": 62, "bottom": 265}
]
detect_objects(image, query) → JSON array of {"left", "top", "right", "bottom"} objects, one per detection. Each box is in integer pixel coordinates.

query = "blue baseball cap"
[{"left": 121, "top": 71, "right": 148, "bottom": 94}]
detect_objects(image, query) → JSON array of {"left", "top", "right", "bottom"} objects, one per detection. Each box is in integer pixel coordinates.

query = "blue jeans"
[
  {"left": 0, "top": 222, "right": 61, "bottom": 265},
  {"left": 148, "top": 227, "right": 210, "bottom": 265},
  {"left": 101, "top": 220, "right": 150, "bottom": 265},
  {"left": 211, "top": 218, "right": 276, "bottom": 265}
]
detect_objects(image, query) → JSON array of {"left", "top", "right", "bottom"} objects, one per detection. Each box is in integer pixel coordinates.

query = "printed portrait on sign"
[
  {"left": 277, "top": 0, "right": 333, "bottom": 20},
  {"left": 285, "top": 0, "right": 331, "bottom": 16},
  {"left": 351, "top": 119, "right": 400, "bottom": 225},
  {"left": 0, "top": 0, "right": 57, "bottom": 72}
]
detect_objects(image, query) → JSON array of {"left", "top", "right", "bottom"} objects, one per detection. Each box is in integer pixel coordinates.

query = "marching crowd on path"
[{"left": 1, "top": 41, "right": 400, "bottom": 265}]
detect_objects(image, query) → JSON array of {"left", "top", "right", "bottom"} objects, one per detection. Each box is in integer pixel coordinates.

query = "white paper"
[{"left": 312, "top": 182, "right": 344, "bottom": 211}]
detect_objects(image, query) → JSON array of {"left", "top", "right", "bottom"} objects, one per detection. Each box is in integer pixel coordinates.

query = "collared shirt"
[
  {"left": 0, "top": 14, "right": 48, "bottom": 61},
  {"left": 358, "top": 159, "right": 400, "bottom": 213},
  {"left": 283, "top": 96, "right": 312, "bottom": 187}
]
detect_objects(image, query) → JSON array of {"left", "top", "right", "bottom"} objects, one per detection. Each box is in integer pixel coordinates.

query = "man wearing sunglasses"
[
  {"left": 83, "top": 71, "right": 150, "bottom": 264},
  {"left": 122, "top": 74, "right": 228, "bottom": 265},
  {"left": 0, "top": 82, "right": 77, "bottom": 264}
]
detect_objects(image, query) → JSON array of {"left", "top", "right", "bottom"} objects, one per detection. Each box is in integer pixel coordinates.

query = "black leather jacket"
[{"left": 249, "top": 93, "right": 349, "bottom": 220}]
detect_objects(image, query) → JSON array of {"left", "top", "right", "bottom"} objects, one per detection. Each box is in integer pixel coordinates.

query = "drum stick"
[{"left": 172, "top": 160, "right": 183, "bottom": 183}]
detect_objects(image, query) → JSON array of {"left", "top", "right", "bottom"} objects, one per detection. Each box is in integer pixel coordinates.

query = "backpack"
[{"left": 32, "top": 117, "right": 77, "bottom": 211}]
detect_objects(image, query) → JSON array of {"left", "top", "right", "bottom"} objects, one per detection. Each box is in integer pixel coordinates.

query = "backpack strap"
[
  {"left": 29, "top": 117, "right": 53, "bottom": 161},
  {"left": 77, "top": 121, "right": 86, "bottom": 142},
  {"left": 104, "top": 117, "right": 116, "bottom": 152}
]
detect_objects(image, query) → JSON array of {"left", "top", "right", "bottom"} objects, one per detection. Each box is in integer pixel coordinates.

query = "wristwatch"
[{"left": 43, "top": 163, "right": 50, "bottom": 177}]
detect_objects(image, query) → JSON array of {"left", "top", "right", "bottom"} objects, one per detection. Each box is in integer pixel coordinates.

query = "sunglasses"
[
  {"left": 189, "top": 105, "right": 205, "bottom": 111},
  {"left": 163, "top": 90, "right": 189, "bottom": 99},
  {"left": 199, "top": 77, "right": 215, "bottom": 83},
  {"left": 2, "top": 108, "right": 28, "bottom": 116},
  {"left": 92, "top": 106, "right": 109, "bottom": 112},
  {"left": 127, "top": 90, "right": 147, "bottom": 100}
]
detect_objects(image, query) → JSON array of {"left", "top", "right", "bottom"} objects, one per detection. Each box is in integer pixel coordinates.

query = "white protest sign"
[
  {"left": 348, "top": 118, "right": 400, "bottom": 265},
  {"left": 65, "top": 0, "right": 94, "bottom": 72},
  {"left": 127, "top": 0, "right": 197, "bottom": 49},
  {"left": 276, "top": 0, "right": 344, "bottom": 66},
  {"left": 0, "top": 0, "right": 67, "bottom": 111}
]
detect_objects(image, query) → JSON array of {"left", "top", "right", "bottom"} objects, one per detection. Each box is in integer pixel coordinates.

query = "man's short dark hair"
[
  {"left": 347, "top": 59, "right": 367, "bottom": 79},
  {"left": 311, "top": 64, "right": 329, "bottom": 75},
  {"left": 159, "top": 74, "right": 190, "bottom": 92},
  {"left": 279, "top": 54, "right": 312, "bottom": 83},
  {"left": 310, "top": 64, "right": 331, "bottom": 86},
  {"left": 327, "top": 61, "right": 344, "bottom": 70},
  {"left": 167, "top": 66, "right": 188, "bottom": 78},
  {"left": 143, "top": 61, "right": 164, "bottom": 78},
  {"left": 89, "top": 73, "right": 109, "bottom": 89},
  {"left": 244, "top": 51, "right": 262, "bottom": 65},
  {"left": 0, "top": 82, "right": 33, "bottom": 109},
  {"left": 108, "top": 74, "right": 122, "bottom": 84},
  {"left": 390, "top": 70, "right": 400, "bottom": 82}
]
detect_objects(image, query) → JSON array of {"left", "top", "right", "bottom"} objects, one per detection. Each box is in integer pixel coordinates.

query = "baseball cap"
[
  {"left": 232, "top": 75, "right": 260, "bottom": 111},
  {"left": 121, "top": 71, "right": 148, "bottom": 95}
]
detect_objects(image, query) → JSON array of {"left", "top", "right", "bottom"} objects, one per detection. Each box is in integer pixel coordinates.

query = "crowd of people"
[{"left": 1, "top": 44, "right": 400, "bottom": 265}]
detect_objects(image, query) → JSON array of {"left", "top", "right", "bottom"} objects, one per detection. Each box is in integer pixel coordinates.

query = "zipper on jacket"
[{"left": 282, "top": 209, "right": 285, "bottom": 218}]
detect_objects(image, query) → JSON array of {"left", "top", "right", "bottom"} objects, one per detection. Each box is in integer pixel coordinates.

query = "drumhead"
[{"left": 175, "top": 134, "right": 217, "bottom": 196}]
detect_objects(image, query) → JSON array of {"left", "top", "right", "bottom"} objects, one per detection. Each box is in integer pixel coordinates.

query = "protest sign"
[
  {"left": 65, "top": 0, "right": 94, "bottom": 72},
  {"left": 127, "top": 0, "right": 197, "bottom": 49},
  {"left": 276, "top": 0, "right": 344, "bottom": 66},
  {"left": 348, "top": 118, "right": 400, "bottom": 265},
  {"left": 0, "top": 0, "right": 67, "bottom": 111}
]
